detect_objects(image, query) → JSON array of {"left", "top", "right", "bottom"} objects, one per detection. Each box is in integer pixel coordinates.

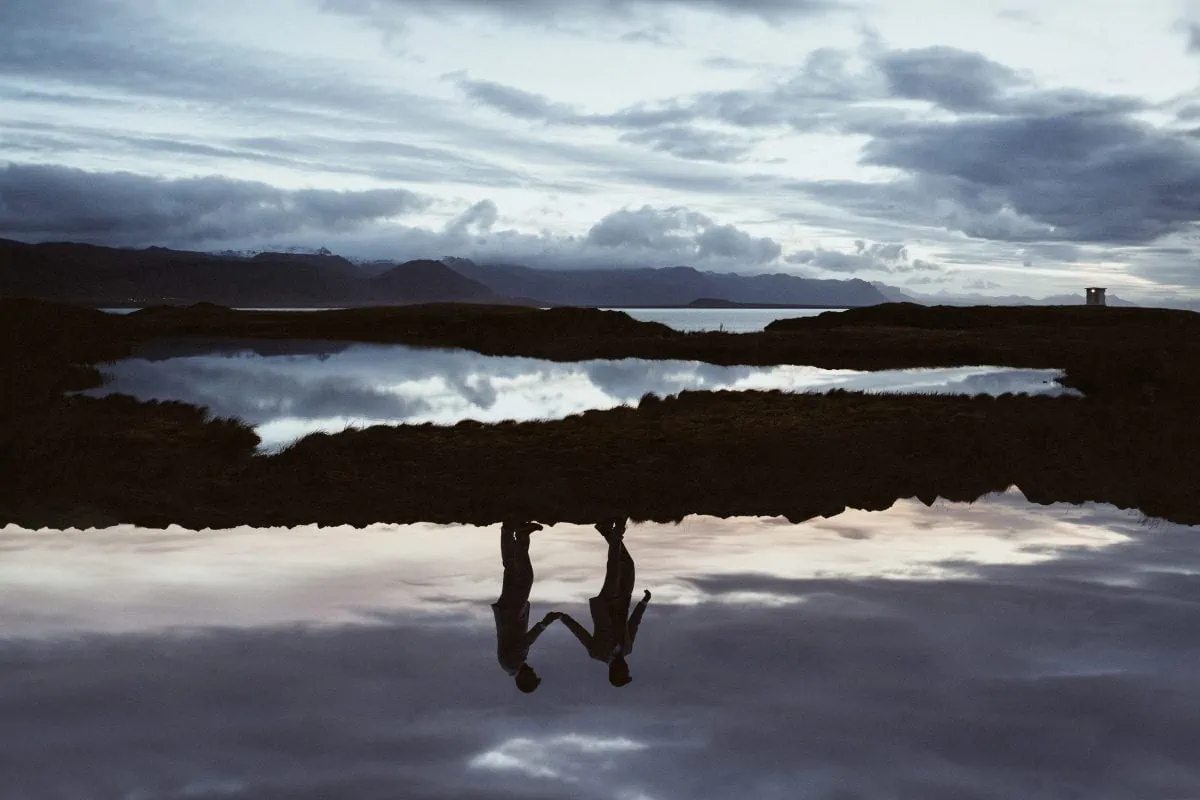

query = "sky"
[
  {"left": 4, "top": 493, "right": 1200, "bottom": 797},
  {"left": 4, "top": 0, "right": 1200, "bottom": 301}
]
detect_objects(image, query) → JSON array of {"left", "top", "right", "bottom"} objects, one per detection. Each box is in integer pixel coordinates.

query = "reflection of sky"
[
  {"left": 3, "top": 490, "right": 1200, "bottom": 797},
  {"left": 86, "top": 339, "right": 1079, "bottom": 450},
  {"left": 602, "top": 307, "right": 838, "bottom": 332}
]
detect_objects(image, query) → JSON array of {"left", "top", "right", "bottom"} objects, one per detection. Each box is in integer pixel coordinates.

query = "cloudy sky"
[{"left": 4, "top": 0, "right": 1200, "bottom": 300}]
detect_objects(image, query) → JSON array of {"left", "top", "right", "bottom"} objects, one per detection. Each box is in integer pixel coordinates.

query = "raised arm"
[{"left": 557, "top": 613, "right": 595, "bottom": 653}]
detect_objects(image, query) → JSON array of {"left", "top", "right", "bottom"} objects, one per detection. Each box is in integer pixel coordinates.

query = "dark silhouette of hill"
[
  {"left": 0, "top": 237, "right": 888, "bottom": 308},
  {"left": 443, "top": 258, "right": 886, "bottom": 307},
  {"left": 368, "top": 259, "right": 497, "bottom": 304},
  {"left": 0, "top": 239, "right": 500, "bottom": 306}
]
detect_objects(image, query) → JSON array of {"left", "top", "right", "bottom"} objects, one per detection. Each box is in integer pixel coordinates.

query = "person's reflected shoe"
[
  {"left": 595, "top": 519, "right": 625, "bottom": 542},
  {"left": 512, "top": 521, "right": 543, "bottom": 536}
]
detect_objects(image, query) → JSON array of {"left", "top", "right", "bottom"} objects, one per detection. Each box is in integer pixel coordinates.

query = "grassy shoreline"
[{"left": 3, "top": 298, "right": 1198, "bottom": 528}]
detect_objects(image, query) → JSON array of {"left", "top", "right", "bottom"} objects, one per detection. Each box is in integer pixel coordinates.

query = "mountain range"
[
  {"left": 0, "top": 239, "right": 890, "bottom": 307},
  {"left": 0, "top": 238, "right": 1140, "bottom": 309},
  {"left": 871, "top": 282, "right": 1138, "bottom": 307}
]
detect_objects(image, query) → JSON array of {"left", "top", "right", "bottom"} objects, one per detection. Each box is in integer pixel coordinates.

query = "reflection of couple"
[{"left": 492, "top": 519, "right": 652, "bottom": 693}]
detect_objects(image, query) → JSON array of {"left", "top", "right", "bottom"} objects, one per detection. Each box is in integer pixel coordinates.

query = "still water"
[
  {"left": 602, "top": 307, "right": 841, "bottom": 332},
  {"left": 2, "top": 490, "right": 1198, "bottom": 797},
  {"left": 86, "top": 339, "right": 1078, "bottom": 450},
  {"left": 100, "top": 307, "right": 841, "bottom": 332}
]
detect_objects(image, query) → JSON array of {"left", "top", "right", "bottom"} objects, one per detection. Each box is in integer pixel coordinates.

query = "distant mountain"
[
  {"left": 870, "top": 282, "right": 921, "bottom": 303},
  {"left": 882, "top": 287, "right": 1138, "bottom": 307},
  {"left": 368, "top": 259, "right": 497, "bottom": 303},
  {"left": 0, "top": 238, "right": 889, "bottom": 309},
  {"left": 0, "top": 239, "right": 501, "bottom": 306},
  {"left": 444, "top": 259, "right": 887, "bottom": 307}
]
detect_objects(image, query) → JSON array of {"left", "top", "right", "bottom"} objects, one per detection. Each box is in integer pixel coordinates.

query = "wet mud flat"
[{"left": 2, "top": 298, "right": 1198, "bottom": 528}]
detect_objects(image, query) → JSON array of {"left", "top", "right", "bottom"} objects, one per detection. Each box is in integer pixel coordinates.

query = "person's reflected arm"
[
  {"left": 628, "top": 590, "right": 651, "bottom": 647},
  {"left": 558, "top": 613, "right": 595, "bottom": 653},
  {"left": 525, "top": 612, "right": 561, "bottom": 649}
]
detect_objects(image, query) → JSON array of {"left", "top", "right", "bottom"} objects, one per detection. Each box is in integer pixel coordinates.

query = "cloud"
[
  {"left": 846, "top": 114, "right": 1200, "bottom": 245},
  {"left": 322, "top": 0, "right": 846, "bottom": 27},
  {"left": 449, "top": 43, "right": 1144, "bottom": 164},
  {"left": 785, "top": 239, "right": 941, "bottom": 274},
  {"left": 586, "top": 205, "right": 782, "bottom": 263},
  {"left": 452, "top": 75, "right": 756, "bottom": 163},
  {"left": 0, "top": 163, "right": 428, "bottom": 247},
  {"left": 617, "top": 126, "right": 757, "bottom": 163},
  {"left": 877, "top": 46, "right": 1026, "bottom": 112},
  {"left": 455, "top": 78, "right": 575, "bottom": 122},
  {"left": 445, "top": 199, "right": 500, "bottom": 238}
]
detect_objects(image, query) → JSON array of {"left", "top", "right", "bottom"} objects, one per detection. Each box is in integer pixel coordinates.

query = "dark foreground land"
[{"left": 2, "top": 298, "right": 1198, "bottom": 528}]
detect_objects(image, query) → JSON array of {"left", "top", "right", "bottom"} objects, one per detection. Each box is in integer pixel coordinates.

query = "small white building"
[{"left": 1085, "top": 287, "right": 1107, "bottom": 307}]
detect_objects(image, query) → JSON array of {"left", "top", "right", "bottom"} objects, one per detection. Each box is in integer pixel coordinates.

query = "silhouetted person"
[
  {"left": 559, "top": 519, "right": 651, "bottom": 687},
  {"left": 493, "top": 520, "right": 560, "bottom": 693}
]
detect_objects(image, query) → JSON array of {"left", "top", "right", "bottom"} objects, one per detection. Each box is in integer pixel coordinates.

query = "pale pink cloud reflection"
[{"left": 0, "top": 489, "right": 1138, "bottom": 639}]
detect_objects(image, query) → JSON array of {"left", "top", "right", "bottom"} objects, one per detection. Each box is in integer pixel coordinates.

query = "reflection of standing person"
[
  {"left": 493, "top": 521, "right": 560, "bottom": 693},
  {"left": 560, "top": 519, "right": 652, "bottom": 687}
]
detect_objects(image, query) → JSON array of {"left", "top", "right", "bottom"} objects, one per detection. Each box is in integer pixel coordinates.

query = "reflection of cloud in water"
[
  {"left": 0, "top": 489, "right": 1131, "bottom": 636},
  {"left": 2, "top": 491, "right": 1200, "bottom": 797},
  {"left": 89, "top": 339, "right": 1078, "bottom": 449}
]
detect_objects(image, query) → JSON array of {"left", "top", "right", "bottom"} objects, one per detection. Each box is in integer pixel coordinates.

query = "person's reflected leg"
[
  {"left": 597, "top": 519, "right": 628, "bottom": 600},
  {"left": 595, "top": 518, "right": 645, "bottom": 687},
  {"left": 492, "top": 521, "right": 556, "bottom": 693}
]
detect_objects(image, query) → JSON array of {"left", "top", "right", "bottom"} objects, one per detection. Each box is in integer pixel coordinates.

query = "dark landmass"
[
  {"left": 445, "top": 258, "right": 889, "bottom": 307},
  {"left": 0, "top": 238, "right": 888, "bottom": 308},
  {"left": 2, "top": 298, "right": 1198, "bottom": 529},
  {"left": 0, "top": 238, "right": 503, "bottom": 307}
]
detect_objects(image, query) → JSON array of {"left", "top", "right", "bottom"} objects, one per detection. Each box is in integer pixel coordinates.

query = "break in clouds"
[{"left": 3, "top": 0, "right": 1200, "bottom": 293}]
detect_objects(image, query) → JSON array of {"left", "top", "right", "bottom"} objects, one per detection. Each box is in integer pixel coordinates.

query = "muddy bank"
[{"left": 2, "top": 298, "right": 1198, "bottom": 528}]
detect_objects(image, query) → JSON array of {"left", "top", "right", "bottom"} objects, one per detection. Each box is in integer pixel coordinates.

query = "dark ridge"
[{"left": 368, "top": 259, "right": 500, "bottom": 304}]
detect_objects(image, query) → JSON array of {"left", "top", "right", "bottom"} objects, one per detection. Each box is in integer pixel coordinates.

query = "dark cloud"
[
  {"left": 849, "top": 114, "right": 1200, "bottom": 244},
  {"left": 0, "top": 163, "right": 428, "bottom": 247},
  {"left": 586, "top": 206, "right": 782, "bottom": 263},
  {"left": 877, "top": 46, "right": 1025, "bottom": 112},
  {"left": 1188, "top": 23, "right": 1200, "bottom": 54}
]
